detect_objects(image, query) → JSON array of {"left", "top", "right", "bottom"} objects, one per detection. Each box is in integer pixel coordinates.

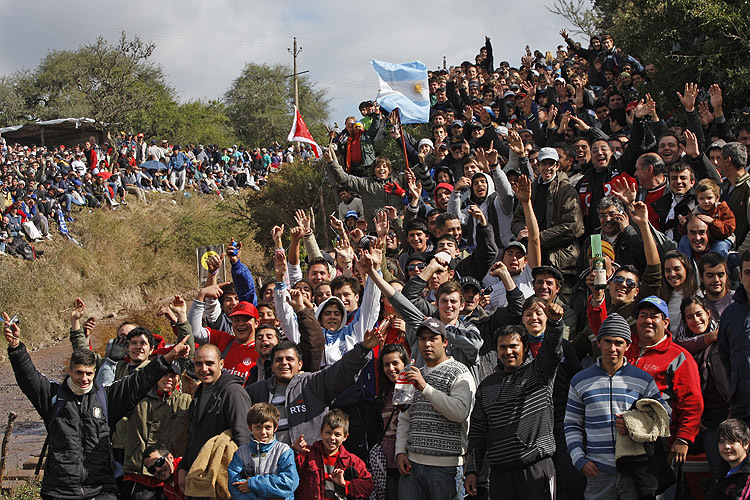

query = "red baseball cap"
[{"left": 229, "top": 301, "right": 258, "bottom": 319}]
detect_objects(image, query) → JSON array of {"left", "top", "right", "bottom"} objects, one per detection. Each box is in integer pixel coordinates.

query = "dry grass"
[{"left": 0, "top": 192, "right": 265, "bottom": 348}]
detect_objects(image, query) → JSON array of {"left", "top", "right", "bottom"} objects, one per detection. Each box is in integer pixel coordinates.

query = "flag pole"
[{"left": 395, "top": 108, "right": 410, "bottom": 171}]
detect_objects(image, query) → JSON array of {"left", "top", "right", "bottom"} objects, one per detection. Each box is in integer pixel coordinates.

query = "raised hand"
[
  {"left": 287, "top": 288, "right": 306, "bottom": 312},
  {"left": 513, "top": 175, "right": 532, "bottom": 203},
  {"left": 157, "top": 305, "right": 178, "bottom": 325},
  {"left": 271, "top": 224, "right": 285, "bottom": 248},
  {"left": 201, "top": 281, "right": 231, "bottom": 301},
  {"left": 71, "top": 297, "right": 86, "bottom": 323},
  {"left": 292, "top": 434, "right": 310, "bottom": 453},
  {"left": 611, "top": 177, "right": 637, "bottom": 209},
  {"left": 273, "top": 250, "right": 287, "bottom": 282},
  {"left": 677, "top": 82, "right": 699, "bottom": 112},
  {"left": 374, "top": 210, "right": 390, "bottom": 239},
  {"left": 489, "top": 260, "right": 511, "bottom": 279},
  {"left": 361, "top": 246, "right": 384, "bottom": 272},
  {"left": 206, "top": 253, "right": 223, "bottom": 274},
  {"left": 165, "top": 335, "right": 190, "bottom": 362},
  {"left": 454, "top": 176, "right": 472, "bottom": 191},
  {"left": 547, "top": 105, "right": 558, "bottom": 128},
  {"left": 362, "top": 323, "right": 387, "bottom": 349},
  {"left": 630, "top": 200, "right": 649, "bottom": 227},
  {"left": 294, "top": 209, "right": 311, "bottom": 233},
  {"left": 507, "top": 130, "right": 525, "bottom": 156},
  {"left": 558, "top": 110, "right": 572, "bottom": 131},
  {"left": 83, "top": 317, "right": 97, "bottom": 338},
  {"left": 467, "top": 204, "right": 487, "bottom": 226},
  {"left": 540, "top": 301, "right": 564, "bottom": 322},
  {"left": 698, "top": 101, "right": 714, "bottom": 128},
  {"left": 560, "top": 29, "right": 568, "bottom": 39},
  {"left": 384, "top": 181, "right": 407, "bottom": 198},
  {"left": 684, "top": 129, "right": 700, "bottom": 158},
  {"left": 2, "top": 312, "right": 20, "bottom": 348},
  {"left": 709, "top": 83, "right": 723, "bottom": 113},
  {"left": 168, "top": 295, "right": 188, "bottom": 323},
  {"left": 226, "top": 238, "right": 242, "bottom": 264},
  {"left": 328, "top": 215, "right": 345, "bottom": 235}
]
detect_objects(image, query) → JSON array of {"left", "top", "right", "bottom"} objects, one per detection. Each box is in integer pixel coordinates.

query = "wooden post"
[{"left": 0, "top": 412, "right": 17, "bottom": 488}]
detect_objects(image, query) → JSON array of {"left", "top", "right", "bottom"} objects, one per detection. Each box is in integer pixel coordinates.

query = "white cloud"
[{"left": 0, "top": 0, "right": 578, "bottom": 124}]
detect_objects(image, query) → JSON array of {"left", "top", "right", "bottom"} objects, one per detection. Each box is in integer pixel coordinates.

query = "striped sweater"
[
  {"left": 465, "top": 319, "right": 563, "bottom": 473},
  {"left": 564, "top": 359, "right": 665, "bottom": 475}
]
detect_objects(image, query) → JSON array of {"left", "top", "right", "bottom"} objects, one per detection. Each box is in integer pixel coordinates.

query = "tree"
[
  {"left": 551, "top": 0, "right": 750, "bottom": 123},
  {"left": 224, "top": 63, "right": 330, "bottom": 147},
  {"left": 17, "top": 32, "right": 171, "bottom": 130},
  {"left": 0, "top": 76, "right": 28, "bottom": 126}
]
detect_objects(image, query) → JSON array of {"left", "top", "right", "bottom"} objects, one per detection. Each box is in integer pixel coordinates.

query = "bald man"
[{"left": 177, "top": 344, "right": 252, "bottom": 493}]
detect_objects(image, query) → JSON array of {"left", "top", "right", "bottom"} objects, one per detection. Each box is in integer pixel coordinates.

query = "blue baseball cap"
[{"left": 636, "top": 296, "right": 669, "bottom": 318}]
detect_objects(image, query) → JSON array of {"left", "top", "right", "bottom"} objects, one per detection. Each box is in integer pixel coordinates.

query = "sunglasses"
[
  {"left": 146, "top": 456, "right": 167, "bottom": 474},
  {"left": 612, "top": 275, "right": 637, "bottom": 288},
  {"left": 407, "top": 263, "right": 426, "bottom": 272}
]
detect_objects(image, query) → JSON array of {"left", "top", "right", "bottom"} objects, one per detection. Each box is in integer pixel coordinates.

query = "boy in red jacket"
[{"left": 294, "top": 410, "right": 374, "bottom": 500}]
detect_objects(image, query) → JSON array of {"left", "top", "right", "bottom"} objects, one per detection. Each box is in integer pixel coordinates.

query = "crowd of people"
[
  {"left": 5, "top": 32, "right": 750, "bottom": 500},
  {"left": 0, "top": 134, "right": 314, "bottom": 258}
]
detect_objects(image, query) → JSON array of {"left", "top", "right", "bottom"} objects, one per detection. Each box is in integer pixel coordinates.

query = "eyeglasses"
[
  {"left": 386, "top": 232, "right": 398, "bottom": 238},
  {"left": 612, "top": 275, "right": 637, "bottom": 289},
  {"left": 406, "top": 263, "right": 426, "bottom": 272},
  {"left": 146, "top": 456, "right": 167, "bottom": 474}
]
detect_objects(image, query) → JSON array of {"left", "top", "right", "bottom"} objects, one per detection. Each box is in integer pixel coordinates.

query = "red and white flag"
[{"left": 287, "top": 107, "right": 322, "bottom": 158}]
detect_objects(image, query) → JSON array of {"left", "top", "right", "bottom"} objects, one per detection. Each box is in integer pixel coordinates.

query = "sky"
[{"left": 0, "top": 0, "right": 579, "bottom": 125}]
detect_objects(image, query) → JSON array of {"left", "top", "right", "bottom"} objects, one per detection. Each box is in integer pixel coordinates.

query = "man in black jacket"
[
  {"left": 2, "top": 313, "right": 189, "bottom": 500},
  {"left": 178, "top": 343, "right": 252, "bottom": 493}
]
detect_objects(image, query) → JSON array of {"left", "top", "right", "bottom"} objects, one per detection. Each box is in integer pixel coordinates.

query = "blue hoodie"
[{"left": 227, "top": 437, "right": 298, "bottom": 500}]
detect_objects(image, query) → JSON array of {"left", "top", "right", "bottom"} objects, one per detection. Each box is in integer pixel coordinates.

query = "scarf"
[{"left": 67, "top": 377, "right": 93, "bottom": 396}]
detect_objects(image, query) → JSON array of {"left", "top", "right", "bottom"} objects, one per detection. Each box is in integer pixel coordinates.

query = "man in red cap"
[{"left": 178, "top": 301, "right": 259, "bottom": 380}]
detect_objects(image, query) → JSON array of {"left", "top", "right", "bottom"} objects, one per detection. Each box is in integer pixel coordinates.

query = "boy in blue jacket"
[{"left": 228, "top": 403, "right": 299, "bottom": 500}]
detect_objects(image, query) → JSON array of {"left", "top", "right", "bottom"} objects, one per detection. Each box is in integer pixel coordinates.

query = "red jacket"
[
  {"left": 295, "top": 441, "right": 374, "bottom": 500},
  {"left": 625, "top": 330, "right": 704, "bottom": 445}
]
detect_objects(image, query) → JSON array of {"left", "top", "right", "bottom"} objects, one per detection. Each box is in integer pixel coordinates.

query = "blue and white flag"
[
  {"left": 57, "top": 209, "right": 81, "bottom": 246},
  {"left": 370, "top": 59, "right": 429, "bottom": 124}
]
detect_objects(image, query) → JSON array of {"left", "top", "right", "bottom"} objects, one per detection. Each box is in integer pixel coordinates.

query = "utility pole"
[
  {"left": 288, "top": 37, "right": 302, "bottom": 151},
  {"left": 288, "top": 37, "right": 301, "bottom": 112}
]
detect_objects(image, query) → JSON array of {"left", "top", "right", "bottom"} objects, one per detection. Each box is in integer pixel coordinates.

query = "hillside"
[{"left": 0, "top": 193, "right": 265, "bottom": 349}]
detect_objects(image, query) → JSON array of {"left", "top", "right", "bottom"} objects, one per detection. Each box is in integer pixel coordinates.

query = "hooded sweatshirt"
[{"left": 274, "top": 272, "right": 382, "bottom": 368}]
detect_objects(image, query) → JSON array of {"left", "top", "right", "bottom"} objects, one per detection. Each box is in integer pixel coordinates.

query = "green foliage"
[
  {"left": 0, "top": 76, "right": 29, "bottom": 126},
  {"left": 602, "top": 0, "right": 750, "bottom": 121},
  {"left": 1, "top": 477, "right": 42, "bottom": 500},
  {"left": 551, "top": 0, "right": 750, "bottom": 123},
  {"left": 223, "top": 160, "right": 337, "bottom": 254},
  {"left": 128, "top": 97, "right": 237, "bottom": 147},
  {"left": 224, "top": 62, "right": 331, "bottom": 147},
  {"left": 17, "top": 33, "right": 168, "bottom": 129}
]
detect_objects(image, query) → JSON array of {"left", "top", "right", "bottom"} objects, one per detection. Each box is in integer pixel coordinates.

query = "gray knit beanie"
[{"left": 596, "top": 313, "right": 632, "bottom": 344}]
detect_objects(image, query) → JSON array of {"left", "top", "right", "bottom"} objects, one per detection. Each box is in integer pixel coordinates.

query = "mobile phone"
[{"left": 481, "top": 287, "right": 493, "bottom": 296}]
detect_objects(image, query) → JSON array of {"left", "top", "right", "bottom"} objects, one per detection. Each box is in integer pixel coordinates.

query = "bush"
[{"left": 224, "top": 160, "right": 339, "bottom": 256}]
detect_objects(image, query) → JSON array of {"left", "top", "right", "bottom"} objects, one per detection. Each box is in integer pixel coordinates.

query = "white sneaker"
[
  {"left": 110, "top": 200, "right": 119, "bottom": 206},
  {"left": 45, "top": 234, "right": 53, "bottom": 240}
]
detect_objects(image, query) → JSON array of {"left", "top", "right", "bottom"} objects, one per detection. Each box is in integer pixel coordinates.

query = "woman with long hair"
[
  {"left": 675, "top": 295, "right": 729, "bottom": 480},
  {"left": 374, "top": 343, "right": 409, "bottom": 500},
  {"left": 661, "top": 250, "right": 700, "bottom": 335}
]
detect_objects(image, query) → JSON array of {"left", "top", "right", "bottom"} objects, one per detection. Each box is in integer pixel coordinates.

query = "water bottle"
[{"left": 392, "top": 359, "right": 418, "bottom": 406}]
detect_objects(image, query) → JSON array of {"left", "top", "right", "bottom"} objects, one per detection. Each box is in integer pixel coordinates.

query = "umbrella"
[
  {"left": 97, "top": 171, "right": 113, "bottom": 180},
  {"left": 141, "top": 160, "right": 168, "bottom": 171}
]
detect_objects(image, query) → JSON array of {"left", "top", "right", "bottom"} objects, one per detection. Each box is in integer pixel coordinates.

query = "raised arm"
[
  {"left": 514, "top": 175, "right": 541, "bottom": 268},
  {"left": 227, "top": 238, "right": 257, "bottom": 305},
  {"left": 273, "top": 250, "right": 300, "bottom": 343}
]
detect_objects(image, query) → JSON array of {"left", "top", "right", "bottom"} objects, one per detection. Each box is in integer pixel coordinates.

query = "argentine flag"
[{"left": 370, "top": 59, "right": 430, "bottom": 124}]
